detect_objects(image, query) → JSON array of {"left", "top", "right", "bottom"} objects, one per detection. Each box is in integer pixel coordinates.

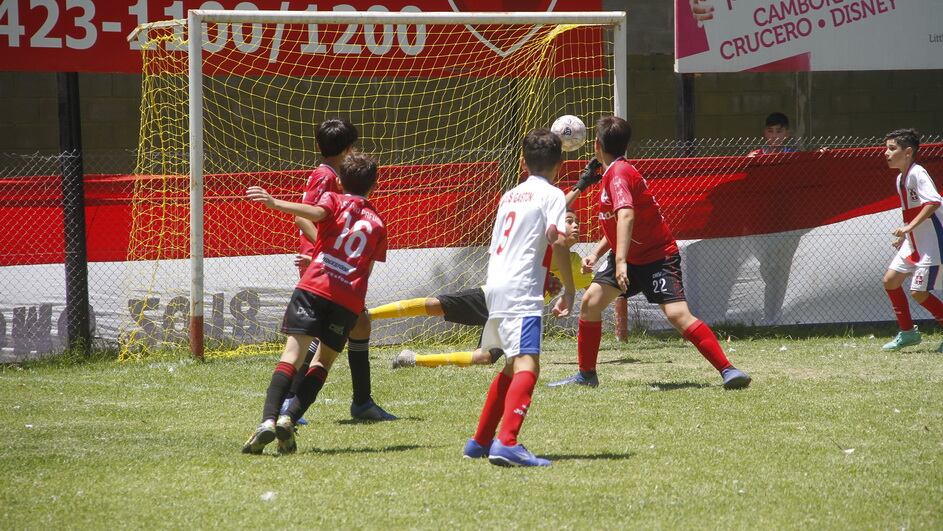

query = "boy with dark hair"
[
  {"left": 749, "top": 112, "right": 794, "bottom": 156},
  {"left": 242, "top": 153, "right": 390, "bottom": 455},
  {"left": 463, "top": 128, "right": 575, "bottom": 467},
  {"left": 285, "top": 118, "right": 395, "bottom": 423},
  {"left": 880, "top": 128, "right": 943, "bottom": 351},
  {"left": 549, "top": 115, "right": 751, "bottom": 390}
]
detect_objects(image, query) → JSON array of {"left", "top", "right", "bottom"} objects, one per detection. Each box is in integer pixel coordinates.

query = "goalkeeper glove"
[{"left": 574, "top": 157, "right": 602, "bottom": 192}]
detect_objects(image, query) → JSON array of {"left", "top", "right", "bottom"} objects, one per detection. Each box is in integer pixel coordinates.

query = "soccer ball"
[{"left": 551, "top": 115, "right": 587, "bottom": 152}]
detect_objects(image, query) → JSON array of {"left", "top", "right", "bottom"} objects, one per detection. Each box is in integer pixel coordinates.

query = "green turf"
[{"left": 1, "top": 332, "right": 941, "bottom": 529}]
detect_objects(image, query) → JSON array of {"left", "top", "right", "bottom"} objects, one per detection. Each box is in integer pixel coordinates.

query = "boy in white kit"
[
  {"left": 462, "top": 128, "right": 576, "bottom": 467},
  {"left": 881, "top": 128, "right": 943, "bottom": 351}
]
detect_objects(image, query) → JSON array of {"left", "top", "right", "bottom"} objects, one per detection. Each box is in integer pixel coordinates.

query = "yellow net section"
[{"left": 124, "top": 15, "right": 615, "bottom": 360}]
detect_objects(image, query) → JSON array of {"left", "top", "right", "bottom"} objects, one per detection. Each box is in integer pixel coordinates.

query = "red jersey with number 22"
[
  {"left": 599, "top": 157, "right": 678, "bottom": 264},
  {"left": 298, "top": 164, "right": 341, "bottom": 258},
  {"left": 296, "top": 192, "right": 387, "bottom": 313}
]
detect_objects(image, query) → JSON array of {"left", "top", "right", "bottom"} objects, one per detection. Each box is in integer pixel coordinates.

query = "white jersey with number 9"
[{"left": 485, "top": 175, "right": 567, "bottom": 318}]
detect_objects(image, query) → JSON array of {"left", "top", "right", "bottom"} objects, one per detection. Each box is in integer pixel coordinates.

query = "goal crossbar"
[{"left": 191, "top": 10, "right": 627, "bottom": 25}]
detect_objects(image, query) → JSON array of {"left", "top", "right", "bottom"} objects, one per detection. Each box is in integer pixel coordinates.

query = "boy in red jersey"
[
  {"left": 284, "top": 118, "right": 396, "bottom": 422},
  {"left": 549, "top": 116, "right": 751, "bottom": 390},
  {"left": 241, "top": 153, "right": 389, "bottom": 455},
  {"left": 462, "top": 128, "right": 575, "bottom": 468}
]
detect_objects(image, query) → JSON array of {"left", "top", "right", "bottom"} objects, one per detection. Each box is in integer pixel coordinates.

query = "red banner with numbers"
[{"left": 0, "top": 0, "right": 603, "bottom": 74}]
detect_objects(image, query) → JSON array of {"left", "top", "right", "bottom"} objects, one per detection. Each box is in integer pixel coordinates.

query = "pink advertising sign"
[{"left": 676, "top": 0, "right": 943, "bottom": 72}]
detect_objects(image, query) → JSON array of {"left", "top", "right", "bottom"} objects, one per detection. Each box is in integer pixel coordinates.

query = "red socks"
[
  {"left": 497, "top": 371, "right": 538, "bottom": 447},
  {"left": 577, "top": 320, "right": 603, "bottom": 373},
  {"left": 886, "top": 287, "right": 914, "bottom": 330},
  {"left": 473, "top": 372, "right": 512, "bottom": 447},
  {"left": 683, "top": 320, "right": 732, "bottom": 372},
  {"left": 919, "top": 293, "right": 943, "bottom": 325}
]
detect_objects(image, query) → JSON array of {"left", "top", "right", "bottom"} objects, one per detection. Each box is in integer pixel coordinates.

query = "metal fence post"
[{"left": 57, "top": 72, "right": 91, "bottom": 356}]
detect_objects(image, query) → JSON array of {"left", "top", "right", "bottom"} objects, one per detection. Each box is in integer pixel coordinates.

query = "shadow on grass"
[
  {"left": 300, "top": 444, "right": 425, "bottom": 456},
  {"left": 335, "top": 416, "right": 425, "bottom": 425},
  {"left": 647, "top": 381, "right": 713, "bottom": 391},
  {"left": 548, "top": 357, "right": 673, "bottom": 366},
  {"left": 541, "top": 451, "right": 635, "bottom": 461}
]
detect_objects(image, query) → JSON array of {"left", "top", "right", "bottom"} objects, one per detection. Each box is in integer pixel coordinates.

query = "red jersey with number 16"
[
  {"left": 298, "top": 164, "right": 341, "bottom": 258},
  {"left": 598, "top": 157, "right": 678, "bottom": 264},
  {"left": 296, "top": 192, "right": 387, "bottom": 313}
]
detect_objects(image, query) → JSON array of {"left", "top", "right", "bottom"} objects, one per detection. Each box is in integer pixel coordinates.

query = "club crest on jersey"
[{"left": 910, "top": 189, "right": 919, "bottom": 202}]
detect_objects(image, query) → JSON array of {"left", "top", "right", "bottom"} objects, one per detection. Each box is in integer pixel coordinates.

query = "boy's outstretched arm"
[
  {"left": 247, "top": 186, "right": 328, "bottom": 222},
  {"left": 295, "top": 216, "right": 319, "bottom": 244},
  {"left": 564, "top": 157, "right": 603, "bottom": 207}
]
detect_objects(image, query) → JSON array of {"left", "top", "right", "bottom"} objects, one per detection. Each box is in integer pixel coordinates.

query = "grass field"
[{"left": 1, "top": 331, "right": 941, "bottom": 529}]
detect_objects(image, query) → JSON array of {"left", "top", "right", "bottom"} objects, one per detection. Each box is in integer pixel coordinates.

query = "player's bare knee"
[
  {"left": 883, "top": 270, "right": 904, "bottom": 289},
  {"left": 911, "top": 290, "right": 929, "bottom": 303},
  {"left": 663, "top": 302, "right": 695, "bottom": 330},
  {"left": 314, "top": 348, "right": 340, "bottom": 370},
  {"left": 349, "top": 311, "right": 371, "bottom": 339}
]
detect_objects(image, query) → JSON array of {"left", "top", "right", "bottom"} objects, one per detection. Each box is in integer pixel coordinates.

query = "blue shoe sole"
[{"left": 723, "top": 375, "right": 752, "bottom": 390}]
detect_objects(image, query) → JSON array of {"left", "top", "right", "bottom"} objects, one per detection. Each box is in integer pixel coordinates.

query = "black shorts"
[
  {"left": 280, "top": 289, "right": 359, "bottom": 352},
  {"left": 593, "top": 252, "right": 686, "bottom": 305},
  {"left": 437, "top": 287, "right": 489, "bottom": 327}
]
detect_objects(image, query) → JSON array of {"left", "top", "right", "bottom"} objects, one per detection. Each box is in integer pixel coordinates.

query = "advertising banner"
[
  {"left": 675, "top": 0, "right": 943, "bottom": 72},
  {"left": 0, "top": 0, "right": 602, "bottom": 74}
]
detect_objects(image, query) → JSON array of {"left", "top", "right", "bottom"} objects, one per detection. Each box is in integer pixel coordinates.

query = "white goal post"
[{"left": 131, "top": 10, "right": 627, "bottom": 359}]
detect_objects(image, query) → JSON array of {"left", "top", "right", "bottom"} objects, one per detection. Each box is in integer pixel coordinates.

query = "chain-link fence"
[{"left": 1, "top": 136, "right": 941, "bottom": 361}]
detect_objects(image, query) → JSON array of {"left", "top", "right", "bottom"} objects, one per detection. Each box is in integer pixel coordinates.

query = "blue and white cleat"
[
  {"left": 462, "top": 439, "right": 489, "bottom": 459},
  {"left": 882, "top": 326, "right": 921, "bottom": 351},
  {"left": 721, "top": 367, "right": 752, "bottom": 390},
  {"left": 547, "top": 371, "right": 599, "bottom": 388},
  {"left": 488, "top": 440, "right": 550, "bottom": 467},
  {"left": 350, "top": 399, "right": 398, "bottom": 421},
  {"left": 280, "top": 397, "right": 308, "bottom": 426}
]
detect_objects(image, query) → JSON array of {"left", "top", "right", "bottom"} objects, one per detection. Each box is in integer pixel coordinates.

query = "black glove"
[{"left": 574, "top": 157, "right": 602, "bottom": 192}]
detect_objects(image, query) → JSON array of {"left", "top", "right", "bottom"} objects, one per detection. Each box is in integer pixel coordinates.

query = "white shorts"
[
  {"left": 888, "top": 253, "right": 943, "bottom": 292},
  {"left": 480, "top": 315, "right": 543, "bottom": 358}
]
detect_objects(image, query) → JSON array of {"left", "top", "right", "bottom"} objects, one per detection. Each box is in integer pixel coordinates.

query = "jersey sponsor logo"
[
  {"left": 316, "top": 252, "right": 356, "bottom": 276},
  {"left": 502, "top": 191, "right": 534, "bottom": 204},
  {"left": 598, "top": 211, "right": 615, "bottom": 220}
]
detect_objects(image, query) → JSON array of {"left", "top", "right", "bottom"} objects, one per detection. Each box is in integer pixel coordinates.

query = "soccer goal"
[{"left": 124, "top": 9, "right": 626, "bottom": 360}]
